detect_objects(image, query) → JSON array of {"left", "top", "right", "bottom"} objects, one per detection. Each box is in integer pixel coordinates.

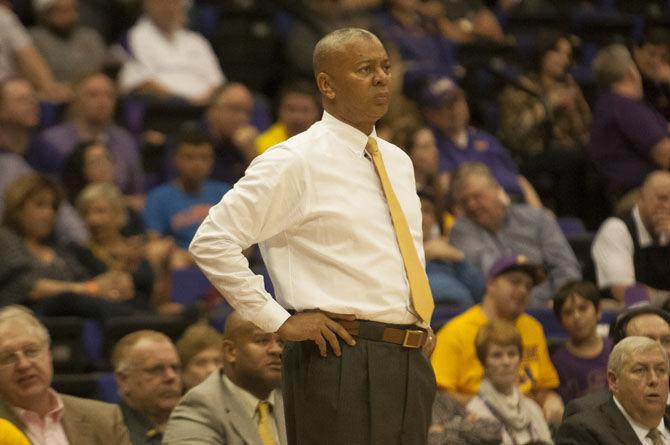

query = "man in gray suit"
[
  {"left": 0, "top": 305, "right": 131, "bottom": 444},
  {"left": 163, "top": 312, "right": 286, "bottom": 444},
  {"left": 556, "top": 336, "right": 670, "bottom": 444}
]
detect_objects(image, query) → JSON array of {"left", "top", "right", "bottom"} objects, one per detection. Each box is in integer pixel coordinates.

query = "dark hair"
[
  {"left": 610, "top": 306, "right": 670, "bottom": 345},
  {"left": 553, "top": 280, "right": 601, "bottom": 321},
  {"left": 61, "top": 140, "right": 103, "bottom": 203},
  {"left": 174, "top": 121, "right": 211, "bottom": 149},
  {"left": 530, "top": 30, "right": 571, "bottom": 74},
  {"left": 2, "top": 173, "right": 63, "bottom": 233}
]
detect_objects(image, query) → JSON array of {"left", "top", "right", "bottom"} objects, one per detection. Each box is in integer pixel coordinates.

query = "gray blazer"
[
  {"left": 0, "top": 393, "right": 132, "bottom": 445},
  {"left": 162, "top": 370, "right": 287, "bottom": 445}
]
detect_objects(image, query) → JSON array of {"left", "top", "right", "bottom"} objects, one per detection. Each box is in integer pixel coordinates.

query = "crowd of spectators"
[{"left": 1, "top": 0, "right": 670, "bottom": 443}]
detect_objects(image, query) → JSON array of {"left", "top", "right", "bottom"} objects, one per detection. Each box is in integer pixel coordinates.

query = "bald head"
[
  {"left": 312, "top": 28, "right": 381, "bottom": 77},
  {"left": 638, "top": 170, "right": 670, "bottom": 237},
  {"left": 222, "top": 311, "right": 256, "bottom": 341}
]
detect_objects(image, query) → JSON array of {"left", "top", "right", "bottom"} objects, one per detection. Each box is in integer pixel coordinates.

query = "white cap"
[{"left": 33, "top": 0, "right": 58, "bottom": 14}]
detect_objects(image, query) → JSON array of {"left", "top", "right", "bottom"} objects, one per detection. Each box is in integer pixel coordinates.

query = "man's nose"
[{"left": 373, "top": 67, "right": 389, "bottom": 85}]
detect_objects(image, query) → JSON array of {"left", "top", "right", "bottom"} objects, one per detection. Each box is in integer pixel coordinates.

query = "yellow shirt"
[
  {"left": 255, "top": 122, "right": 288, "bottom": 154},
  {"left": 0, "top": 419, "right": 30, "bottom": 445},
  {"left": 431, "top": 305, "right": 559, "bottom": 396}
]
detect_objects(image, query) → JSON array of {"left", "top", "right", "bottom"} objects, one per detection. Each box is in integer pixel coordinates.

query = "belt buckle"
[{"left": 402, "top": 329, "right": 424, "bottom": 348}]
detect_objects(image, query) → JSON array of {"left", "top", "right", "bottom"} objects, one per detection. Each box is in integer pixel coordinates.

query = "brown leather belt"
[{"left": 338, "top": 319, "right": 428, "bottom": 349}]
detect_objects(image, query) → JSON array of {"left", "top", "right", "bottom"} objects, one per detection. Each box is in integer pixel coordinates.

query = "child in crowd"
[
  {"left": 144, "top": 122, "right": 231, "bottom": 268},
  {"left": 551, "top": 281, "right": 612, "bottom": 404}
]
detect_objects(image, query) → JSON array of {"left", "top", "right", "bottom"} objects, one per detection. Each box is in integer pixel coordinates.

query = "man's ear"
[
  {"left": 607, "top": 369, "right": 618, "bottom": 393},
  {"left": 221, "top": 339, "right": 237, "bottom": 364},
  {"left": 316, "top": 72, "right": 335, "bottom": 100}
]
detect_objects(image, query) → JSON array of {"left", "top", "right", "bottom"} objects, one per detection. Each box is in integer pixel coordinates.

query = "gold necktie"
[
  {"left": 648, "top": 428, "right": 665, "bottom": 445},
  {"left": 366, "top": 136, "right": 434, "bottom": 323},
  {"left": 256, "top": 401, "right": 277, "bottom": 445}
]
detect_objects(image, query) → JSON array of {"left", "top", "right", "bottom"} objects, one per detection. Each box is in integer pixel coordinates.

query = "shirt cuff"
[{"left": 255, "top": 299, "right": 292, "bottom": 333}]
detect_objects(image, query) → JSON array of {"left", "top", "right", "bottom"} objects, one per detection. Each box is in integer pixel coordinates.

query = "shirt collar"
[
  {"left": 320, "top": 110, "right": 377, "bottom": 158},
  {"left": 13, "top": 388, "right": 65, "bottom": 423},
  {"left": 613, "top": 395, "right": 669, "bottom": 442},
  {"left": 222, "top": 374, "right": 277, "bottom": 420},
  {"left": 632, "top": 205, "right": 655, "bottom": 248}
]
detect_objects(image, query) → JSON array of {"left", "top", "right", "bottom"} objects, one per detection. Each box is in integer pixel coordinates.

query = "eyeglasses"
[{"left": 0, "top": 342, "right": 46, "bottom": 367}]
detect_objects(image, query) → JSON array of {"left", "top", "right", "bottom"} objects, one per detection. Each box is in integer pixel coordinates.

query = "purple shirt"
[
  {"left": 551, "top": 336, "right": 613, "bottom": 404},
  {"left": 587, "top": 92, "right": 668, "bottom": 199},
  {"left": 433, "top": 126, "right": 522, "bottom": 195},
  {"left": 32, "top": 122, "right": 144, "bottom": 194}
]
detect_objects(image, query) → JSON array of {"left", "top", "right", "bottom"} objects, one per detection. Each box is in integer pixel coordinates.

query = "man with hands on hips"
[{"left": 190, "top": 27, "right": 437, "bottom": 444}]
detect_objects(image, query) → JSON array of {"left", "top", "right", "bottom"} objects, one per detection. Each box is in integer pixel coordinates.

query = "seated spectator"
[
  {"left": 0, "top": 149, "right": 87, "bottom": 245},
  {"left": 118, "top": 0, "right": 224, "bottom": 104},
  {"left": 438, "top": 0, "right": 506, "bottom": 43},
  {"left": 256, "top": 80, "right": 320, "bottom": 154},
  {"left": 163, "top": 83, "right": 259, "bottom": 185},
  {"left": 69, "top": 183, "right": 154, "bottom": 311},
  {"left": 592, "top": 171, "right": 670, "bottom": 304},
  {"left": 449, "top": 162, "right": 582, "bottom": 304},
  {"left": 34, "top": 72, "right": 144, "bottom": 195},
  {"left": 0, "top": 78, "right": 54, "bottom": 169},
  {"left": 145, "top": 123, "right": 231, "bottom": 264},
  {"left": 61, "top": 140, "right": 145, "bottom": 236},
  {"left": 29, "top": 0, "right": 107, "bottom": 84},
  {"left": 466, "top": 320, "right": 553, "bottom": 444},
  {"left": 431, "top": 255, "right": 563, "bottom": 424},
  {"left": 0, "top": 3, "right": 71, "bottom": 102},
  {"left": 588, "top": 44, "right": 670, "bottom": 210},
  {"left": 420, "top": 190, "right": 485, "bottom": 307},
  {"left": 112, "top": 330, "right": 183, "bottom": 444},
  {"left": 0, "top": 418, "right": 30, "bottom": 444},
  {"left": 163, "top": 311, "right": 286, "bottom": 444},
  {"left": 372, "top": 0, "right": 458, "bottom": 87},
  {"left": 498, "top": 31, "right": 591, "bottom": 217},
  {"left": 417, "top": 77, "right": 541, "bottom": 207},
  {"left": 499, "top": 31, "right": 591, "bottom": 159},
  {"left": 175, "top": 322, "right": 223, "bottom": 392},
  {"left": 0, "top": 173, "right": 136, "bottom": 319},
  {"left": 633, "top": 27, "right": 670, "bottom": 121},
  {"left": 563, "top": 306, "right": 670, "bottom": 417},
  {"left": 551, "top": 281, "right": 612, "bottom": 404},
  {"left": 555, "top": 336, "right": 669, "bottom": 444},
  {"left": 428, "top": 391, "right": 502, "bottom": 445},
  {"left": 0, "top": 305, "right": 132, "bottom": 443}
]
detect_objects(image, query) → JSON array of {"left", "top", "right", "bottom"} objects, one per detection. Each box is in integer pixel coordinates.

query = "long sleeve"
[{"left": 189, "top": 146, "right": 308, "bottom": 333}]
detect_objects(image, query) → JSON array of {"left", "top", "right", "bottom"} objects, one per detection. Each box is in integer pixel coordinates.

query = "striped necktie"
[
  {"left": 366, "top": 136, "right": 434, "bottom": 323},
  {"left": 648, "top": 428, "right": 665, "bottom": 445}
]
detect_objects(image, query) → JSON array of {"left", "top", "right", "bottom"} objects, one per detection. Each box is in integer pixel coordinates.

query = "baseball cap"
[{"left": 487, "top": 255, "right": 545, "bottom": 286}]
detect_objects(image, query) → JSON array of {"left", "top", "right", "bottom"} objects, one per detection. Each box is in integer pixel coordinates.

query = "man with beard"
[{"left": 112, "top": 330, "right": 183, "bottom": 445}]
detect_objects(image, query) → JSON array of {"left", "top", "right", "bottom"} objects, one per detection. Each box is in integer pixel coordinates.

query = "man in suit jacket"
[
  {"left": 563, "top": 306, "right": 670, "bottom": 418},
  {"left": 0, "top": 305, "right": 131, "bottom": 444},
  {"left": 556, "top": 336, "right": 670, "bottom": 444},
  {"left": 163, "top": 311, "right": 287, "bottom": 444}
]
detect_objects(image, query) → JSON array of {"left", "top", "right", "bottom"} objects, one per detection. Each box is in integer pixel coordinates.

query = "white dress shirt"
[
  {"left": 190, "top": 111, "right": 423, "bottom": 332},
  {"left": 119, "top": 16, "right": 225, "bottom": 100},
  {"left": 614, "top": 395, "right": 670, "bottom": 444},
  {"left": 591, "top": 205, "right": 658, "bottom": 289},
  {"left": 222, "top": 375, "right": 279, "bottom": 443},
  {"left": 14, "top": 389, "right": 69, "bottom": 445}
]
